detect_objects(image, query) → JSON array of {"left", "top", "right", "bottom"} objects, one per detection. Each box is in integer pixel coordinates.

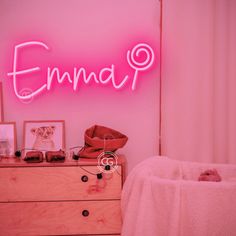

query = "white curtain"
[{"left": 161, "top": 0, "right": 236, "bottom": 163}]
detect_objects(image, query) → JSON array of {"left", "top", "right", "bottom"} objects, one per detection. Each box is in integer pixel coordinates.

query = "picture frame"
[
  {"left": 23, "top": 120, "right": 65, "bottom": 153},
  {"left": 0, "top": 82, "right": 3, "bottom": 122},
  {"left": 0, "top": 122, "right": 16, "bottom": 157}
]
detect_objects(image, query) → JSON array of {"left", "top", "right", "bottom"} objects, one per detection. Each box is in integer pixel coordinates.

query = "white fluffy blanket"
[{"left": 121, "top": 156, "right": 236, "bottom": 236}]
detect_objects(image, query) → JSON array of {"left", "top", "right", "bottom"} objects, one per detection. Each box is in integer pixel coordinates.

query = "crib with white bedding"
[{"left": 121, "top": 156, "right": 236, "bottom": 236}]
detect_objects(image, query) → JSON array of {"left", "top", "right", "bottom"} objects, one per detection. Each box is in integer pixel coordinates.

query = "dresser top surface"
[{"left": 0, "top": 154, "right": 125, "bottom": 168}]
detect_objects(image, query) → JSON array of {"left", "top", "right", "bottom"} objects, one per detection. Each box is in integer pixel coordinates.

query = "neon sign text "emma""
[{"left": 7, "top": 41, "right": 155, "bottom": 101}]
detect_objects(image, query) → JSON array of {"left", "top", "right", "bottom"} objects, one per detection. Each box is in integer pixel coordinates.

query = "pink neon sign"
[{"left": 7, "top": 41, "right": 155, "bottom": 101}]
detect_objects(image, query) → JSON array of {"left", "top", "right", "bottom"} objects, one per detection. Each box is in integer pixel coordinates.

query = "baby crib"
[{"left": 121, "top": 156, "right": 236, "bottom": 236}]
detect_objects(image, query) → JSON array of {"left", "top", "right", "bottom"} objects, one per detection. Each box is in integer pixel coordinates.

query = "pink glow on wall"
[
  {"left": 7, "top": 41, "right": 155, "bottom": 101},
  {"left": 0, "top": 0, "right": 160, "bottom": 172}
]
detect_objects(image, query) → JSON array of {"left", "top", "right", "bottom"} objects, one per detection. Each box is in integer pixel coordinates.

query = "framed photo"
[
  {"left": 23, "top": 120, "right": 65, "bottom": 152},
  {"left": 0, "top": 82, "right": 3, "bottom": 122},
  {"left": 0, "top": 122, "right": 16, "bottom": 157}
]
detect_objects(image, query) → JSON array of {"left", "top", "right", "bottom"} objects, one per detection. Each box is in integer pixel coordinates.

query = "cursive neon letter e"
[{"left": 7, "top": 41, "right": 49, "bottom": 100}]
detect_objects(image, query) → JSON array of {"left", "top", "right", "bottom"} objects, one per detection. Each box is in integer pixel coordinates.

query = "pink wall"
[{"left": 0, "top": 0, "right": 160, "bottom": 171}]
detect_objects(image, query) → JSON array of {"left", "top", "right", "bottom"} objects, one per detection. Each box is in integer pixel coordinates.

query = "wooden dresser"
[{"left": 0, "top": 155, "right": 125, "bottom": 236}]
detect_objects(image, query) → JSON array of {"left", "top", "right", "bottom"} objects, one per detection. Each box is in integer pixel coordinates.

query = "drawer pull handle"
[
  {"left": 82, "top": 210, "right": 89, "bottom": 217},
  {"left": 105, "top": 165, "right": 111, "bottom": 170},
  {"left": 81, "top": 175, "right": 88, "bottom": 182}
]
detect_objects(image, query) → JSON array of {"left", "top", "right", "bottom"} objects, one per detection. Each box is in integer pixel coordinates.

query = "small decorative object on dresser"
[
  {"left": 0, "top": 82, "right": 3, "bottom": 122},
  {"left": 0, "top": 155, "right": 125, "bottom": 235},
  {"left": 45, "top": 149, "right": 66, "bottom": 162},
  {"left": 0, "top": 122, "right": 16, "bottom": 157},
  {"left": 23, "top": 120, "right": 65, "bottom": 152}
]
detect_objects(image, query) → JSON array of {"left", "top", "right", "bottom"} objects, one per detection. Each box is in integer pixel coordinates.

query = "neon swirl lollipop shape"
[{"left": 127, "top": 43, "right": 154, "bottom": 90}]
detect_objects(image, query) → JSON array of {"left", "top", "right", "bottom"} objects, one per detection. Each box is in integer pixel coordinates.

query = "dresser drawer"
[
  {"left": 0, "top": 166, "right": 122, "bottom": 202},
  {"left": 0, "top": 200, "right": 121, "bottom": 236}
]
